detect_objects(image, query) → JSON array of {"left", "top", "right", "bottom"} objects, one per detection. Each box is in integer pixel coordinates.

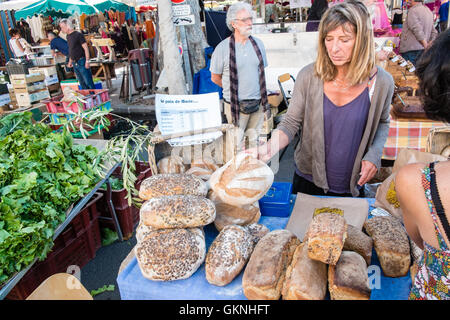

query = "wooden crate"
[
  {"left": 15, "top": 88, "right": 50, "bottom": 107},
  {"left": 147, "top": 124, "right": 236, "bottom": 175}
]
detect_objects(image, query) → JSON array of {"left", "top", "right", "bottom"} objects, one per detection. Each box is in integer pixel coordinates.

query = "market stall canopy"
[
  {"left": 85, "top": 0, "right": 131, "bottom": 12},
  {"left": 14, "top": 0, "right": 99, "bottom": 20},
  {"left": 0, "top": 0, "right": 38, "bottom": 11}
]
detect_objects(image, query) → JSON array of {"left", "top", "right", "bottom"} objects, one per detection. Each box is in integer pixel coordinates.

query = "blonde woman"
[{"left": 249, "top": 0, "right": 394, "bottom": 197}]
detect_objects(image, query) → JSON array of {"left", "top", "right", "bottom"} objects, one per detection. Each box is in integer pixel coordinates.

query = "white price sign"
[
  {"left": 137, "top": 0, "right": 157, "bottom": 6},
  {"left": 173, "top": 14, "right": 195, "bottom": 26},
  {"left": 172, "top": 4, "right": 191, "bottom": 16}
]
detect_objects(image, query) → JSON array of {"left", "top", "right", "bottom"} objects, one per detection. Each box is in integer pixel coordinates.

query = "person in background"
[
  {"left": 210, "top": 1, "right": 269, "bottom": 151},
  {"left": 8, "top": 28, "right": 31, "bottom": 58},
  {"left": 47, "top": 31, "right": 72, "bottom": 73},
  {"left": 391, "top": 7, "right": 403, "bottom": 28},
  {"left": 399, "top": 0, "right": 437, "bottom": 66},
  {"left": 248, "top": 1, "right": 394, "bottom": 198},
  {"left": 396, "top": 29, "right": 450, "bottom": 300},
  {"left": 306, "top": 0, "right": 329, "bottom": 31},
  {"left": 59, "top": 18, "right": 95, "bottom": 90},
  {"left": 438, "top": 0, "right": 449, "bottom": 32}
]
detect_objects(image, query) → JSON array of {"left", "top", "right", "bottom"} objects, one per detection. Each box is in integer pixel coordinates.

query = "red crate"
[
  {"left": 6, "top": 218, "right": 101, "bottom": 300},
  {"left": 5, "top": 193, "right": 103, "bottom": 300},
  {"left": 43, "top": 94, "right": 94, "bottom": 113},
  {"left": 76, "top": 89, "right": 109, "bottom": 105}
]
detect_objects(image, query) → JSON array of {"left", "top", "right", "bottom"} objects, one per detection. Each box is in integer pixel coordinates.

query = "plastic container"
[
  {"left": 258, "top": 182, "right": 293, "bottom": 217},
  {"left": 5, "top": 193, "right": 103, "bottom": 300},
  {"left": 76, "top": 89, "right": 109, "bottom": 106},
  {"left": 43, "top": 94, "right": 92, "bottom": 113}
]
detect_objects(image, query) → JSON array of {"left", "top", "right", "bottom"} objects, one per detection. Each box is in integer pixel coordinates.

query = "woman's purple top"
[{"left": 297, "top": 87, "right": 371, "bottom": 193}]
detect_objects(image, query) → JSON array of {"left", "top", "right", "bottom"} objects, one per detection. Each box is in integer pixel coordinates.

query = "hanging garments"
[{"left": 145, "top": 20, "right": 155, "bottom": 39}]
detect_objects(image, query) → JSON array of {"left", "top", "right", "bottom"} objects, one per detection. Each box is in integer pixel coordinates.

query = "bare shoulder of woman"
[{"left": 395, "top": 163, "right": 426, "bottom": 210}]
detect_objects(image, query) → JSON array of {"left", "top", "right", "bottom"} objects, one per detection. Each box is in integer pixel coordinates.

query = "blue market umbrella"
[{"left": 15, "top": 0, "right": 99, "bottom": 20}]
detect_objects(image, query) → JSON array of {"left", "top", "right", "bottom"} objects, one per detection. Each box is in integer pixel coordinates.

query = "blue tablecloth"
[{"left": 117, "top": 196, "right": 412, "bottom": 300}]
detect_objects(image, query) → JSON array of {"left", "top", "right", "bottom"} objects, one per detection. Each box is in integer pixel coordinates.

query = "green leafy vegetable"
[{"left": 90, "top": 284, "right": 115, "bottom": 297}]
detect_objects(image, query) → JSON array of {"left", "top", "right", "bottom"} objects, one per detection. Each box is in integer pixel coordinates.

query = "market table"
[
  {"left": 382, "top": 111, "right": 448, "bottom": 161},
  {"left": 0, "top": 139, "right": 124, "bottom": 300},
  {"left": 116, "top": 196, "right": 412, "bottom": 300}
]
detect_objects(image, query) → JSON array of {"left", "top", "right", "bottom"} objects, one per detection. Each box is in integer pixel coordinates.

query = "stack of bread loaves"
[
  {"left": 208, "top": 153, "right": 274, "bottom": 231},
  {"left": 135, "top": 173, "right": 216, "bottom": 281},
  {"left": 240, "top": 207, "right": 377, "bottom": 300},
  {"left": 157, "top": 155, "right": 219, "bottom": 182}
]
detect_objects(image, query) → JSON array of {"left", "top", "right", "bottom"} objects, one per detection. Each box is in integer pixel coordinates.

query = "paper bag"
[
  {"left": 285, "top": 193, "right": 369, "bottom": 242},
  {"left": 374, "top": 173, "right": 403, "bottom": 221},
  {"left": 392, "top": 148, "right": 447, "bottom": 174}
]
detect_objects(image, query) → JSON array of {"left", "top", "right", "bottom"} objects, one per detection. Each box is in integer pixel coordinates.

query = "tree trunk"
[
  {"left": 184, "top": 0, "right": 208, "bottom": 75},
  {"left": 157, "top": 0, "right": 187, "bottom": 94}
]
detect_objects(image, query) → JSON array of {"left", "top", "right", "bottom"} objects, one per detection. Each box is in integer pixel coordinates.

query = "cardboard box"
[
  {"left": 29, "top": 66, "right": 57, "bottom": 78},
  {"left": 15, "top": 89, "right": 50, "bottom": 106}
]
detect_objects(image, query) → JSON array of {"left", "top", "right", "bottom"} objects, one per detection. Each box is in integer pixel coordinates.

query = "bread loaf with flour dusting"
[
  {"left": 209, "top": 153, "right": 274, "bottom": 206},
  {"left": 157, "top": 155, "right": 186, "bottom": 174}
]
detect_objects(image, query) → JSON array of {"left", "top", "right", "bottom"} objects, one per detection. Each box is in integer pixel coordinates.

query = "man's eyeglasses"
[{"left": 234, "top": 17, "right": 253, "bottom": 23}]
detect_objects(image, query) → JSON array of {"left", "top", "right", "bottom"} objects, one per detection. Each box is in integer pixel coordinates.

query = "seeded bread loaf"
[
  {"left": 139, "top": 173, "right": 208, "bottom": 200},
  {"left": 305, "top": 209, "right": 348, "bottom": 265},
  {"left": 281, "top": 243, "right": 327, "bottom": 300},
  {"left": 343, "top": 224, "right": 373, "bottom": 265},
  {"left": 364, "top": 216, "right": 411, "bottom": 277},
  {"left": 242, "top": 229, "right": 300, "bottom": 300},
  {"left": 206, "top": 225, "right": 254, "bottom": 286},
  {"left": 208, "top": 190, "right": 260, "bottom": 231},
  {"left": 140, "top": 195, "right": 216, "bottom": 229},
  {"left": 157, "top": 155, "right": 186, "bottom": 174},
  {"left": 135, "top": 228, "right": 205, "bottom": 281},
  {"left": 209, "top": 153, "right": 274, "bottom": 206},
  {"left": 245, "top": 223, "right": 270, "bottom": 247},
  {"left": 328, "top": 251, "right": 371, "bottom": 300},
  {"left": 136, "top": 222, "right": 156, "bottom": 243}
]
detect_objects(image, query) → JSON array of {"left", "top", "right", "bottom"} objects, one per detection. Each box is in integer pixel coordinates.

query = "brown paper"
[
  {"left": 392, "top": 148, "right": 447, "bottom": 174},
  {"left": 285, "top": 193, "right": 369, "bottom": 242},
  {"left": 374, "top": 173, "right": 403, "bottom": 221}
]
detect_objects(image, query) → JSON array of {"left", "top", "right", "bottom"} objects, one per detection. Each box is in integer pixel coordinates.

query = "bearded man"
[{"left": 210, "top": 1, "right": 269, "bottom": 151}]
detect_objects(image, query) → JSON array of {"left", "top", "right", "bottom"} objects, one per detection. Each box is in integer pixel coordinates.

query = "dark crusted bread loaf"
[
  {"left": 281, "top": 243, "right": 327, "bottom": 300},
  {"left": 140, "top": 195, "right": 216, "bottom": 229},
  {"left": 135, "top": 228, "right": 205, "bottom": 281},
  {"left": 205, "top": 225, "right": 254, "bottom": 286},
  {"left": 343, "top": 224, "right": 373, "bottom": 266},
  {"left": 138, "top": 173, "right": 207, "bottom": 200},
  {"left": 328, "top": 251, "right": 371, "bottom": 300},
  {"left": 364, "top": 216, "right": 411, "bottom": 277},
  {"left": 242, "top": 229, "right": 300, "bottom": 300},
  {"left": 305, "top": 211, "right": 348, "bottom": 265}
]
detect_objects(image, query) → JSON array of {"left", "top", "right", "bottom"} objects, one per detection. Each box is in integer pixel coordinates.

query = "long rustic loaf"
[
  {"left": 343, "top": 224, "right": 373, "bottom": 265},
  {"left": 205, "top": 225, "right": 254, "bottom": 286},
  {"left": 364, "top": 216, "right": 411, "bottom": 277},
  {"left": 242, "top": 229, "right": 300, "bottom": 300},
  {"left": 305, "top": 209, "right": 348, "bottom": 265},
  {"left": 328, "top": 251, "right": 371, "bottom": 300},
  {"left": 139, "top": 173, "right": 208, "bottom": 200},
  {"left": 135, "top": 228, "right": 205, "bottom": 281},
  {"left": 136, "top": 222, "right": 156, "bottom": 243},
  {"left": 157, "top": 155, "right": 186, "bottom": 174},
  {"left": 140, "top": 195, "right": 216, "bottom": 229},
  {"left": 208, "top": 190, "right": 260, "bottom": 231},
  {"left": 209, "top": 153, "right": 274, "bottom": 206},
  {"left": 281, "top": 243, "right": 327, "bottom": 300}
]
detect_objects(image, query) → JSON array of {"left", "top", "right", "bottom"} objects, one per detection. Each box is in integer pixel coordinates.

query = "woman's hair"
[
  {"left": 314, "top": 0, "right": 375, "bottom": 85},
  {"left": 226, "top": 1, "right": 253, "bottom": 31},
  {"left": 9, "top": 28, "right": 20, "bottom": 37},
  {"left": 416, "top": 29, "right": 450, "bottom": 123}
]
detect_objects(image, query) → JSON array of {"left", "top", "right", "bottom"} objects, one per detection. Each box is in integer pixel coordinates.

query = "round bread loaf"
[
  {"left": 140, "top": 195, "right": 216, "bottom": 229},
  {"left": 208, "top": 190, "right": 261, "bottom": 231},
  {"left": 209, "top": 153, "right": 274, "bottom": 206},
  {"left": 157, "top": 155, "right": 186, "bottom": 174},
  {"left": 135, "top": 228, "right": 206, "bottom": 281},
  {"left": 139, "top": 173, "right": 208, "bottom": 200},
  {"left": 185, "top": 166, "right": 213, "bottom": 182},
  {"left": 191, "top": 157, "right": 219, "bottom": 172},
  {"left": 206, "top": 225, "right": 254, "bottom": 286}
]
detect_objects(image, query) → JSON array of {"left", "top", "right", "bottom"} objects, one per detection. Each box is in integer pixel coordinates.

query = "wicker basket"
[
  {"left": 147, "top": 124, "right": 237, "bottom": 175},
  {"left": 426, "top": 126, "right": 450, "bottom": 157}
]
